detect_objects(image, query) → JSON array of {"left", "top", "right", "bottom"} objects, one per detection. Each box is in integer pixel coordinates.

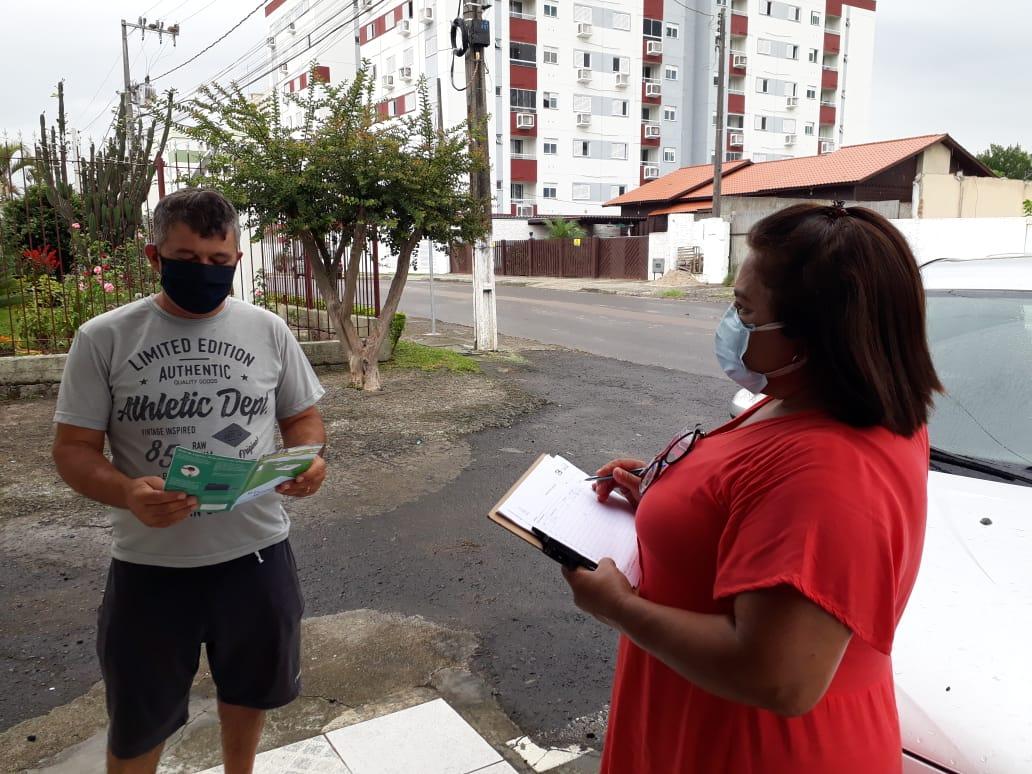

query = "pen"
[{"left": 584, "top": 466, "right": 647, "bottom": 482}]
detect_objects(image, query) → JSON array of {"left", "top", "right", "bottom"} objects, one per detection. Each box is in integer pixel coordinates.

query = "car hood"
[{"left": 894, "top": 471, "right": 1032, "bottom": 772}]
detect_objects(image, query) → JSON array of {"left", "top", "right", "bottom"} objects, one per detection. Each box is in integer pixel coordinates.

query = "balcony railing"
[
  {"left": 820, "top": 100, "right": 836, "bottom": 107},
  {"left": 511, "top": 152, "right": 536, "bottom": 160},
  {"left": 510, "top": 10, "right": 536, "bottom": 19}
]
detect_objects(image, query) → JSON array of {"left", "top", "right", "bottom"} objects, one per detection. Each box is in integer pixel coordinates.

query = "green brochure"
[{"left": 164, "top": 444, "right": 323, "bottom": 512}]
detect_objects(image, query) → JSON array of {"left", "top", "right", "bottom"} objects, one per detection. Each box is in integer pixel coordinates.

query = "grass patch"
[
  {"left": 656, "top": 288, "right": 685, "bottom": 299},
  {"left": 388, "top": 340, "right": 480, "bottom": 373}
]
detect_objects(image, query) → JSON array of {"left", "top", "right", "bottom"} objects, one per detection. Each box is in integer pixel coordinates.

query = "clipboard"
[{"left": 488, "top": 453, "right": 639, "bottom": 580}]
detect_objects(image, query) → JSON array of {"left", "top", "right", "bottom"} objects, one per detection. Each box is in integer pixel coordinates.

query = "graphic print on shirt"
[{"left": 113, "top": 335, "right": 274, "bottom": 512}]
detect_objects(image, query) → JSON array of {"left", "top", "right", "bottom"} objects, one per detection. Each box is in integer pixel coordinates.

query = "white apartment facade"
[{"left": 262, "top": 0, "right": 876, "bottom": 216}]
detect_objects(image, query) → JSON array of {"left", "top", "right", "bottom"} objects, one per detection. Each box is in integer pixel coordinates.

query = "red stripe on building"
[
  {"left": 265, "top": 0, "right": 287, "bottom": 16},
  {"left": 643, "top": 0, "right": 663, "bottom": 21},
  {"left": 510, "top": 63, "right": 537, "bottom": 90}
]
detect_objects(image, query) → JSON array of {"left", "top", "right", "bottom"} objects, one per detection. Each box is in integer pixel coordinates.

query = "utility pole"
[
  {"left": 463, "top": 1, "right": 498, "bottom": 351},
  {"left": 711, "top": 6, "right": 727, "bottom": 220},
  {"left": 120, "top": 17, "right": 180, "bottom": 138}
]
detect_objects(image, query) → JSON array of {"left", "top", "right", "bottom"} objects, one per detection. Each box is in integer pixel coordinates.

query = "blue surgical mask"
[
  {"left": 159, "top": 257, "right": 237, "bottom": 315},
  {"left": 714, "top": 304, "right": 805, "bottom": 393}
]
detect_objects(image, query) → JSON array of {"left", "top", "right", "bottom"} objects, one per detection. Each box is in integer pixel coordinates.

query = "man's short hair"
[{"left": 151, "top": 188, "right": 241, "bottom": 249}]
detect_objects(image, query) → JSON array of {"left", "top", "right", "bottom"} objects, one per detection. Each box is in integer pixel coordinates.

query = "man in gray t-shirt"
[{"left": 53, "top": 189, "right": 326, "bottom": 774}]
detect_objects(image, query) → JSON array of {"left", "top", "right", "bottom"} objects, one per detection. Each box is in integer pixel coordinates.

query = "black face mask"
[{"left": 159, "top": 257, "right": 237, "bottom": 314}]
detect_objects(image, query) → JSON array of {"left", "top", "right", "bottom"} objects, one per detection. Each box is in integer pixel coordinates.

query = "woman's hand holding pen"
[{"left": 590, "top": 458, "right": 647, "bottom": 508}]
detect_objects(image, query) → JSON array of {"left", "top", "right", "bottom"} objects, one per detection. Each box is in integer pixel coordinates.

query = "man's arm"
[
  {"left": 276, "top": 406, "right": 327, "bottom": 497},
  {"left": 53, "top": 423, "right": 197, "bottom": 527}
]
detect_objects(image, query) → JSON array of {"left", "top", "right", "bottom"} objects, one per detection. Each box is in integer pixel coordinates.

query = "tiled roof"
[
  {"left": 686, "top": 134, "right": 950, "bottom": 200},
  {"left": 604, "top": 160, "right": 750, "bottom": 206},
  {"left": 649, "top": 200, "right": 714, "bottom": 216}
]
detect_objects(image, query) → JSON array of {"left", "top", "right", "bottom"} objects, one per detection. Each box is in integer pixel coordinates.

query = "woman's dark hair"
[{"left": 747, "top": 203, "right": 942, "bottom": 436}]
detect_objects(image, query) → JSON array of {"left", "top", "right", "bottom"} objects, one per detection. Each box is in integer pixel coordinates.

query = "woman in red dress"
[{"left": 563, "top": 204, "right": 942, "bottom": 774}]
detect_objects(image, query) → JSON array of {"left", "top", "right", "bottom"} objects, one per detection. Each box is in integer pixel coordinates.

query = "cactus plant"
[{"left": 36, "top": 82, "right": 173, "bottom": 247}]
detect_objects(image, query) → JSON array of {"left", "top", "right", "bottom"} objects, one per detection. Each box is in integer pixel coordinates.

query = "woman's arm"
[{"left": 563, "top": 560, "right": 851, "bottom": 716}]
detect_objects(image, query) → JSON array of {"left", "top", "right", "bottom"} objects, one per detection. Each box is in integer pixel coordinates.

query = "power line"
[
  {"left": 77, "top": 56, "right": 122, "bottom": 127},
  {"left": 151, "top": 0, "right": 267, "bottom": 83},
  {"left": 181, "top": 0, "right": 221, "bottom": 24}
]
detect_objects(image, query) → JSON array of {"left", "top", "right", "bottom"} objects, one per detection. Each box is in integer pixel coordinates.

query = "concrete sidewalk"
[
  {"left": 403, "top": 273, "right": 735, "bottom": 302},
  {"left": 7, "top": 611, "right": 599, "bottom": 774}
]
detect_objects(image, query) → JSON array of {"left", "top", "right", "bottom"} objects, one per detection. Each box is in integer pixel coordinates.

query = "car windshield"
[{"left": 925, "top": 289, "right": 1032, "bottom": 475}]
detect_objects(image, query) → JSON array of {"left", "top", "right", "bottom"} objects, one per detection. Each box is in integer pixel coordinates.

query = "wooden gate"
[{"left": 494, "top": 237, "right": 647, "bottom": 280}]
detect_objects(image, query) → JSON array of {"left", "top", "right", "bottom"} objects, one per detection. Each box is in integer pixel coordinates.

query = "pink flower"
[
  {"left": 93, "top": 266, "right": 102, "bottom": 275},
  {"left": 254, "top": 289, "right": 264, "bottom": 297},
  {"left": 103, "top": 282, "right": 115, "bottom": 293},
  {"left": 71, "top": 223, "right": 81, "bottom": 230}
]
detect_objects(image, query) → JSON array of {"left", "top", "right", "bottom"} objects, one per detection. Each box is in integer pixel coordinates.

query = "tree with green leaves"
[
  {"left": 545, "top": 218, "right": 587, "bottom": 240},
  {"left": 180, "top": 69, "right": 487, "bottom": 390},
  {"left": 976, "top": 143, "right": 1032, "bottom": 180}
]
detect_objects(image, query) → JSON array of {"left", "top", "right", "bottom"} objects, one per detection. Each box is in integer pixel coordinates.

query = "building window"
[
  {"left": 643, "top": 18, "right": 662, "bottom": 38},
  {"left": 642, "top": 106, "right": 652, "bottom": 121},
  {"left": 804, "top": 122, "right": 815, "bottom": 136},
  {"left": 573, "top": 94, "right": 592, "bottom": 113},
  {"left": 572, "top": 183, "right": 591, "bottom": 200},
  {"left": 665, "top": 22, "right": 679, "bottom": 38},
  {"left": 511, "top": 183, "right": 525, "bottom": 200},
  {"left": 576, "top": 51, "right": 592, "bottom": 68},
  {"left": 543, "top": 47, "right": 558, "bottom": 64},
  {"left": 573, "top": 140, "right": 591, "bottom": 157},
  {"left": 808, "top": 48, "right": 818, "bottom": 63},
  {"left": 611, "top": 99, "right": 629, "bottom": 116},
  {"left": 727, "top": 152, "right": 743, "bottom": 160},
  {"left": 543, "top": 91, "right": 558, "bottom": 109},
  {"left": 756, "top": 77, "right": 770, "bottom": 93},
  {"left": 811, "top": 10, "right": 821, "bottom": 25},
  {"left": 612, "top": 12, "right": 631, "bottom": 30},
  {"left": 663, "top": 147, "right": 676, "bottom": 163},
  {"left": 543, "top": 2, "right": 558, "bottom": 16},
  {"left": 610, "top": 142, "right": 628, "bottom": 159},
  {"left": 757, "top": 38, "right": 798, "bottom": 59},
  {"left": 643, "top": 64, "right": 654, "bottom": 80},
  {"left": 510, "top": 88, "right": 536, "bottom": 109},
  {"left": 365, "top": 22, "right": 375, "bottom": 37},
  {"left": 543, "top": 184, "right": 558, "bottom": 199},
  {"left": 760, "top": 1, "right": 800, "bottom": 21},
  {"left": 806, "top": 85, "right": 817, "bottom": 99},
  {"left": 543, "top": 139, "right": 558, "bottom": 154},
  {"left": 511, "top": 138, "right": 525, "bottom": 156},
  {"left": 755, "top": 115, "right": 770, "bottom": 131},
  {"left": 509, "top": 0, "right": 524, "bottom": 15},
  {"left": 612, "top": 56, "right": 629, "bottom": 73},
  {"left": 510, "top": 42, "right": 536, "bottom": 64},
  {"left": 640, "top": 148, "right": 652, "bottom": 163},
  {"left": 663, "top": 105, "right": 676, "bottom": 121},
  {"left": 727, "top": 114, "right": 744, "bottom": 128},
  {"left": 664, "top": 65, "right": 678, "bottom": 81}
]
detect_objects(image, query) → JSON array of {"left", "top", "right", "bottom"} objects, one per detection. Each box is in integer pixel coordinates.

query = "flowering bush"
[{"left": 19, "top": 246, "right": 61, "bottom": 276}]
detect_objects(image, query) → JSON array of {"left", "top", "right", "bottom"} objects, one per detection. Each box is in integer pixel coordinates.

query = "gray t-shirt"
[{"left": 54, "top": 296, "right": 325, "bottom": 568}]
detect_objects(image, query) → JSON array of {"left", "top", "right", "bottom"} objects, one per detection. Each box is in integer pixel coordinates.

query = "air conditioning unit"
[
  {"left": 733, "top": 53, "right": 748, "bottom": 67},
  {"left": 647, "top": 40, "right": 663, "bottom": 56},
  {"left": 420, "top": 7, "right": 434, "bottom": 23},
  {"left": 279, "top": 63, "right": 289, "bottom": 74},
  {"left": 784, "top": 133, "right": 797, "bottom": 146},
  {"left": 516, "top": 112, "right": 536, "bottom": 128},
  {"left": 786, "top": 95, "right": 799, "bottom": 108},
  {"left": 577, "top": 22, "right": 593, "bottom": 37},
  {"left": 645, "top": 82, "right": 661, "bottom": 97},
  {"left": 399, "top": 66, "right": 413, "bottom": 81},
  {"left": 615, "top": 72, "right": 629, "bottom": 88},
  {"left": 820, "top": 141, "right": 835, "bottom": 153},
  {"left": 644, "top": 124, "right": 661, "bottom": 138},
  {"left": 516, "top": 204, "right": 534, "bottom": 217},
  {"left": 382, "top": 74, "right": 395, "bottom": 89},
  {"left": 577, "top": 67, "right": 592, "bottom": 83},
  {"left": 729, "top": 133, "right": 744, "bottom": 147},
  {"left": 400, "top": 19, "right": 412, "bottom": 35},
  {"left": 287, "top": 22, "right": 296, "bottom": 34},
  {"left": 266, "top": 36, "right": 276, "bottom": 46},
  {"left": 643, "top": 165, "right": 660, "bottom": 179},
  {"left": 576, "top": 112, "right": 592, "bottom": 126}
]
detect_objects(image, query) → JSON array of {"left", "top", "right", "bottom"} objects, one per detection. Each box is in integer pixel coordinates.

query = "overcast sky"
[{"left": 1, "top": 0, "right": 1029, "bottom": 156}]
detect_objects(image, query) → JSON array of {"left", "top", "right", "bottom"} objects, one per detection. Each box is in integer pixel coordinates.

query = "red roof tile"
[
  {"left": 686, "top": 134, "right": 951, "bottom": 200},
  {"left": 605, "top": 160, "right": 750, "bottom": 206},
  {"left": 650, "top": 200, "right": 714, "bottom": 216}
]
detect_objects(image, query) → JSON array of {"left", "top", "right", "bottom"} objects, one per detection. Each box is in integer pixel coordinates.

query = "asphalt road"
[
  {"left": 293, "top": 348, "right": 734, "bottom": 745},
  {"left": 394, "top": 280, "right": 729, "bottom": 378}
]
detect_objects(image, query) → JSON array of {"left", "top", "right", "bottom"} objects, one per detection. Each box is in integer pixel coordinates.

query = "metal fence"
[{"left": 0, "top": 146, "right": 379, "bottom": 357}]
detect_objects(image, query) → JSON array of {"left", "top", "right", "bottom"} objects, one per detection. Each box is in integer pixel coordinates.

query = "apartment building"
[{"left": 262, "top": 0, "right": 876, "bottom": 217}]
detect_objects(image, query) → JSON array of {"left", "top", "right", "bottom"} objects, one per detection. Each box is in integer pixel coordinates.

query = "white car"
[{"left": 731, "top": 255, "right": 1032, "bottom": 773}]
